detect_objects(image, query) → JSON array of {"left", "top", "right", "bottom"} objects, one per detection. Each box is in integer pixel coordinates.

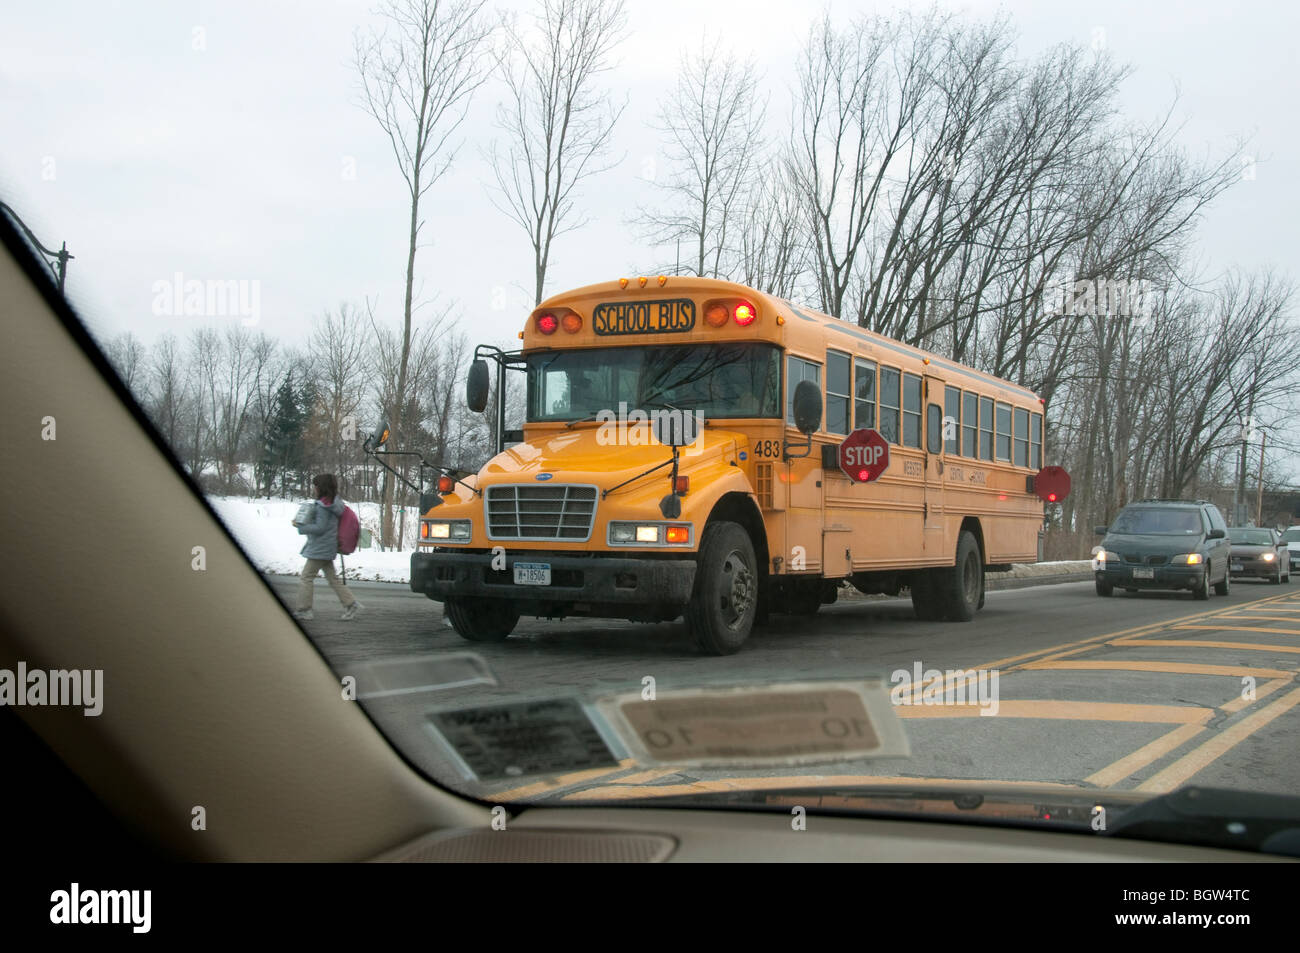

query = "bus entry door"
[{"left": 923, "top": 378, "right": 947, "bottom": 554}]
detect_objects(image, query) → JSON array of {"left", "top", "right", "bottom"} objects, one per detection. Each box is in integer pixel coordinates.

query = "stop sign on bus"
[{"left": 839, "top": 429, "right": 889, "bottom": 483}]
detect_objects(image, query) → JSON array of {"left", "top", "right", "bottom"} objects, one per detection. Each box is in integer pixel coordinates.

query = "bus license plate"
[
  {"left": 1132, "top": 568, "right": 1154, "bottom": 579},
  {"left": 514, "top": 562, "right": 551, "bottom": 586}
]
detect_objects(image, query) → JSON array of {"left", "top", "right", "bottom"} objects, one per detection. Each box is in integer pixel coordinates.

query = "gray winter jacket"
[{"left": 297, "top": 498, "right": 346, "bottom": 560}]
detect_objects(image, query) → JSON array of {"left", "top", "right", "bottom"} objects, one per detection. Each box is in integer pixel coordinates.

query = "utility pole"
[
  {"left": 1234, "top": 416, "right": 1254, "bottom": 526},
  {"left": 1255, "top": 432, "right": 1266, "bottom": 526}
]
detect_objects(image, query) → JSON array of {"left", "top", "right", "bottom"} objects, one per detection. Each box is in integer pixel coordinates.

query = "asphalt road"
[{"left": 269, "top": 573, "right": 1300, "bottom": 806}]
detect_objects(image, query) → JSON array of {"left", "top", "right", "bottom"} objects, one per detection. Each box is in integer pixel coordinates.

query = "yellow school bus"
[{"left": 408, "top": 276, "right": 1061, "bottom": 654}]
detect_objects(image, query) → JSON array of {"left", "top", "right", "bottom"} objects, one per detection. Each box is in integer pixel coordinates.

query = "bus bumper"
[{"left": 411, "top": 550, "right": 697, "bottom": 610}]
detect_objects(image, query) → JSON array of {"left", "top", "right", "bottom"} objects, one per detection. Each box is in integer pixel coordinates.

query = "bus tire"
[
  {"left": 444, "top": 597, "right": 519, "bottom": 642},
  {"left": 911, "top": 571, "right": 944, "bottom": 620},
  {"left": 686, "top": 521, "right": 758, "bottom": 655},
  {"left": 935, "top": 531, "right": 982, "bottom": 621}
]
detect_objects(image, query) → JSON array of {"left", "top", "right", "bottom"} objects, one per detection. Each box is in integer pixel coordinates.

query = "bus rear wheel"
[
  {"left": 933, "top": 531, "right": 982, "bottom": 622},
  {"left": 686, "top": 521, "right": 757, "bottom": 655},
  {"left": 444, "top": 597, "right": 519, "bottom": 642}
]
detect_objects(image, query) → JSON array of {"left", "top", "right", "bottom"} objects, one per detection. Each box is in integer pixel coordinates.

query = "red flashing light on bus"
[
  {"left": 734, "top": 302, "right": 757, "bottom": 326},
  {"left": 537, "top": 313, "right": 558, "bottom": 334}
]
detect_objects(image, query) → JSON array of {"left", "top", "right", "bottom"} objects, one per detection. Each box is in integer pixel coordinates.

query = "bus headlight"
[
  {"left": 1171, "top": 553, "right": 1202, "bottom": 565},
  {"left": 608, "top": 522, "right": 693, "bottom": 546},
  {"left": 1261, "top": 552, "right": 1275, "bottom": 562},
  {"left": 422, "top": 519, "right": 471, "bottom": 542}
]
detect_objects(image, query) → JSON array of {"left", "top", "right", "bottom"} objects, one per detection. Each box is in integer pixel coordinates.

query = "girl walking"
[{"left": 293, "top": 474, "right": 362, "bottom": 621}]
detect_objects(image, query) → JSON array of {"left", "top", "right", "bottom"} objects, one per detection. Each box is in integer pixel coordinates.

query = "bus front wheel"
[
  {"left": 444, "top": 597, "right": 519, "bottom": 642},
  {"left": 934, "top": 531, "right": 982, "bottom": 622},
  {"left": 686, "top": 521, "right": 758, "bottom": 655}
]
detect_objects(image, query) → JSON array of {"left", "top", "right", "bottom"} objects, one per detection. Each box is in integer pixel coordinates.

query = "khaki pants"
[{"left": 298, "top": 559, "right": 356, "bottom": 610}]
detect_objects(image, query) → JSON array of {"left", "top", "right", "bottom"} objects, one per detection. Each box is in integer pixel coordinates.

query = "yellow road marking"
[
  {"left": 1218, "top": 615, "right": 1300, "bottom": 624},
  {"left": 1085, "top": 724, "right": 1206, "bottom": 788},
  {"left": 561, "top": 774, "right": 1088, "bottom": 801},
  {"left": 1119, "top": 638, "right": 1300, "bottom": 654},
  {"left": 1021, "top": 660, "right": 1294, "bottom": 678},
  {"left": 488, "top": 759, "right": 637, "bottom": 801},
  {"left": 1220, "top": 677, "right": 1293, "bottom": 714},
  {"left": 1137, "top": 686, "right": 1300, "bottom": 793},
  {"left": 1174, "top": 623, "right": 1300, "bottom": 636},
  {"left": 895, "top": 699, "right": 1210, "bottom": 723},
  {"left": 611, "top": 768, "right": 680, "bottom": 785}
]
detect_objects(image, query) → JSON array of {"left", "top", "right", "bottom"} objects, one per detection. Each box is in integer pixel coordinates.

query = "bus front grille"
[{"left": 485, "top": 484, "right": 598, "bottom": 541}]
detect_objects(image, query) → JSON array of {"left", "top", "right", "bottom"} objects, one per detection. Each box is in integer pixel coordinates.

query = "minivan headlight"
[{"left": 1171, "top": 553, "right": 1202, "bottom": 565}]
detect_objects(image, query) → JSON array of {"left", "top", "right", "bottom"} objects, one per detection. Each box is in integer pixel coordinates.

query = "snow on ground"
[{"left": 208, "top": 495, "right": 421, "bottom": 583}]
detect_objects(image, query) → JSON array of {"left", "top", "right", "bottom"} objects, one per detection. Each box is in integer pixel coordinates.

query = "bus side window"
[
  {"left": 944, "top": 386, "right": 960, "bottom": 455},
  {"left": 826, "top": 350, "right": 851, "bottom": 435},
  {"left": 979, "top": 396, "right": 994, "bottom": 461},
  {"left": 854, "top": 358, "right": 876, "bottom": 429},
  {"left": 1014, "top": 407, "right": 1029, "bottom": 467},
  {"left": 879, "top": 367, "right": 901, "bottom": 444},
  {"left": 902, "top": 373, "right": 922, "bottom": 448},
  {"left": 996, "top": 402, "right": 1012, "bottom": 461},
  {"left": 962, "top": 391, "right": 978, "bottom": 457},
  {"left": 1031, "top": 411, "right": 1042, "bottom": 469},
  {"left": 786, "top": 356, "right": 821, "bottom": 427}
]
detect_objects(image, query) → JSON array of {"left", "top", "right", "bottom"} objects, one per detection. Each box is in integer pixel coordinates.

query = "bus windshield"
[{"left": 526, "top": 342, "right": 781, "bottom": 421}]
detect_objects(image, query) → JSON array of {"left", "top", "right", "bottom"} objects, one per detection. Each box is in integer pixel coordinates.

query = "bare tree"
[
  {"left": 637, "top": 36, "right": 765, "bottom": 279},
  {"left": 305, "top": 304, "right": 369, "bottom": 490},
  {"left": 489, "top": 0, "right": 628, "bottom": 305},
  {"left": 356, "top": 0, "right": 494, "bottom": 544}
]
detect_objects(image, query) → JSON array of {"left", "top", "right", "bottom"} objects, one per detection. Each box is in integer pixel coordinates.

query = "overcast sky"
[{"left": 3, "top": 0, "right": 1296, "bottom": 355}]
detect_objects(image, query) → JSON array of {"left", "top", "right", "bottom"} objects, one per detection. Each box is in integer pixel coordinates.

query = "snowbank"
[{"left": 208, "top": 495, "right": 421, "bottom": 583}]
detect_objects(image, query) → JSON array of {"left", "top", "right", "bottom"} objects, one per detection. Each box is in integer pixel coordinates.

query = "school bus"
[{"left": 407, "top": 276, "right": 1064, "bottom": 654}]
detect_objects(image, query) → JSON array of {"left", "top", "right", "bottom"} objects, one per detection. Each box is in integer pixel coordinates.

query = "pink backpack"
[{"left": 337, "top": 505, "right": 360, "bottom": 555}]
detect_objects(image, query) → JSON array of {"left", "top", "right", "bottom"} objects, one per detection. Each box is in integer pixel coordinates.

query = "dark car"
[
  {"left": 1094, "top": 500, "right": 1232, "bottom": 599},
  {"left": 1229, "top": 526, "right": 1291, "bottom": 583}
]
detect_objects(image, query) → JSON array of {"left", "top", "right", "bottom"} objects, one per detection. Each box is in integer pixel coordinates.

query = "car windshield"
[
  {"left": 526, "top": 343, "right": 780, "bottom": 421},
  {"left": 1110, "top": 507, "right": 1203, "bottom": 536},
  {"left": 9, "top": 0, "right": 1300, "bottom": 862},
  {"left": 1229, "top": 528, "right": 1275, "bottom": 545}
]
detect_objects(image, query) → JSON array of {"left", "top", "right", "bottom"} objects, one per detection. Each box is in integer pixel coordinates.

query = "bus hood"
[{"left": 478, "top": 425, "right": 743, "bottom": 488}]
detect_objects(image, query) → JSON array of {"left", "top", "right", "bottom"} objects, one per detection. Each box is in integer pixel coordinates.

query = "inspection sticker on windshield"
[
  {"left": 429, "top": 698, "right": 618, "bottom": 781},
  {"left": 595, "top": 679, "right": 908, "bottom": 768}
]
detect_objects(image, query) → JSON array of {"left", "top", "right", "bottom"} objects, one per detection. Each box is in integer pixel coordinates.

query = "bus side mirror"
[
  {"left": 365, "top": 421, "right": 391, "bottom": 452},
  {"left": 467, "top": 360, "right": 490, "bottom": 413},
  {"left": 792, "top": 380, "right": 822, "bottom": 435}
]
